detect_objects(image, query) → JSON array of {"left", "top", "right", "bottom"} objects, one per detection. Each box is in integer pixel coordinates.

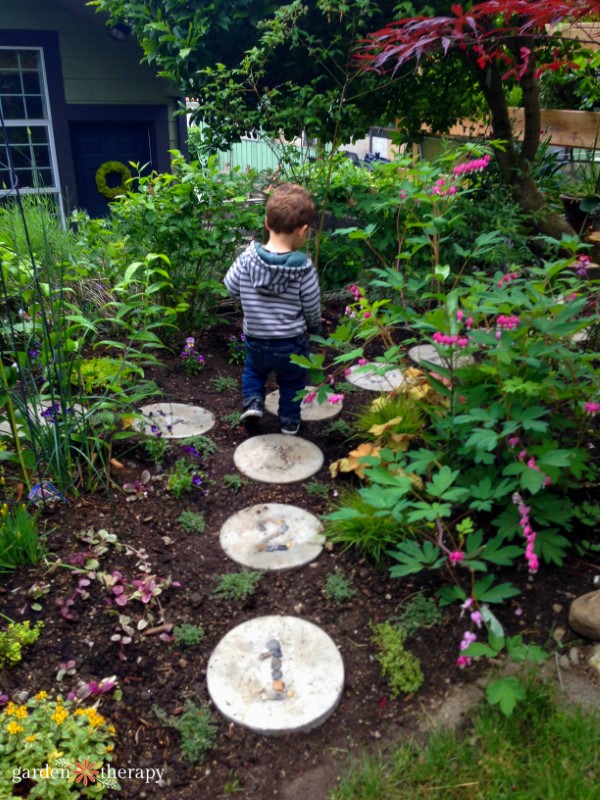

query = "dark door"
[{"left": 70, "top": 121, "right": 152, "bottom": 217}]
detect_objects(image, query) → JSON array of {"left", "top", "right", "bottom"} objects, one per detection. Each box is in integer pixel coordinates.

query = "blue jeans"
[{"left": 242, "top": 334, "right": 308, "bottom": 424}]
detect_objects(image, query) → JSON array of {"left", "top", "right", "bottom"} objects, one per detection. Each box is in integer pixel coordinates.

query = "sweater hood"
[{"left": 248, "top": 242, "right": 312, "bottom": 294}]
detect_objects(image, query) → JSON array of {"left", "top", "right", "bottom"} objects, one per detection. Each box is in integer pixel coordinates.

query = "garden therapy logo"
[
  {"left": 11, "top": 758, "right": 165, "bottom": 787},
  {"left": 71, "top": 758, "right": 100, "bottom": 786},
  {"left": 54, "top": 758, "right": 119, "bottom": 789}
]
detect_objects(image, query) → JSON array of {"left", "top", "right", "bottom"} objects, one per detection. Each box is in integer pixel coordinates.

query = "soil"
[{"left": 1, "top": 312, "right": 599, "bottom": 800}]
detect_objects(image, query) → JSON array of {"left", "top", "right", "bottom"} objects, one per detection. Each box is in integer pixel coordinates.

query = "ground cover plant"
[{"left": 0, "top": 140, "right": 598, "bottom": 799}]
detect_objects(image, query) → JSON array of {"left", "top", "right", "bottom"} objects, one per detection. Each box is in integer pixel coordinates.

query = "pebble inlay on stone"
[
  {"left": 264, "top": 386, "right": 342, "bottom": 421},
  {"left": 207, "top": 616, "right": 344, "bottom": 734},
  {"left": 135, "top": 402, "right": 215, "bottom": 438},
  {"left": 233, "top": 434, "right": 324, "bottom": 484},
  {"left": 220, "top": 503, "right": 324, "bottom": 570},
  {"left": 407, "top": 344, "right": 473, "bottom": 369},
  {"left": 346, "top": 362, "right": 405, "bottom": 392}
]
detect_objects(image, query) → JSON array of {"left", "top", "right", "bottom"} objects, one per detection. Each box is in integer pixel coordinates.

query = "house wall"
[{"left": 0, "top": 0, "right": 180, "bottom": 149}]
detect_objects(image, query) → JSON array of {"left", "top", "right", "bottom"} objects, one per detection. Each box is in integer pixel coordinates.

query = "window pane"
[
  {"left": 0, "top": 94, "right": 25, "bottom": 119},
  {"left": 25, "top": 95, "right": 44, "bottom": 119},
  {"left": 19, "top": 51, "right": 39, "bottom": 70},
  {"left": 11, "top": 145, "right": 32, "bottom": 169},
  {"left": 6, "top": 126, "right": 29, "bottom": 145},
  {"left": 0, "top": 50, "right": 55, "bottom": 191},
  {"left": 0, "top": 73, "right": 22, "bottom": 94},
  {"left": 33, "top": 144, "right": 50, "bottom": 168},
  {"left": 15, "top": 167, "right": 33, "bottom": 187},
  {"left": 22, "top": 72, "right": 41, "bottom": 94},
  {"left": 0, "top": 52, "right": 18, "bottom": 69}
]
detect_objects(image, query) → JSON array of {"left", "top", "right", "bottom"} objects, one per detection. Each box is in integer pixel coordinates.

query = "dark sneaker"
[
  {"left": 240, "top": 398, "right": 264, "bottom": 422},
  {"left": 280, "top": 419, "right": 300, "bottom": 436}
]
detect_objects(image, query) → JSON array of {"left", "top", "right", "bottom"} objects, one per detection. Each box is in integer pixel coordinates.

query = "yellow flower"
[
  {"left": 107, "top": 724, "right": 116, "bottom": 735},
  {"left": 104, "top": 744, "right": 114, "bottom": 753},
  {"left": 14, "top": 705, "right": 28, "bottom": 720},
  {"left": 74, "top": 708, "right": 87, "bottom": 716},
  {"left": 7, "top": 721, "right": 24, "bottom": 735},
  {"left": 25, "top": 735, "right": 36, "bottom": 742},
  {"left": 51, "top": 706, "right": 69, "bottom": 725},
  {"left": 4, "top": 702, "right": 17, "bottom": 716},
  {"left": 86, "top": 710, "right": 105, "bottom": 728},
  {"left": 34, "top": 691, "right": 48, "bottom": 701}
]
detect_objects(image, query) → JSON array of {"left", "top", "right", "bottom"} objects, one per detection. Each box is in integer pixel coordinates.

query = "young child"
[{"left": 223, "top": 183, "right": 321, "bottom": 435}]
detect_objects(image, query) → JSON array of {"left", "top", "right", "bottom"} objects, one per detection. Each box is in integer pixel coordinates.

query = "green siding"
[{"left": 1, "top": 0, "right": 177, "bottom": 127}]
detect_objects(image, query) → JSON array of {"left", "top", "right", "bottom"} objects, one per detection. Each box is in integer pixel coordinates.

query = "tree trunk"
[{"left": 472, "top": 56, "right": 576, "bottom": 240}]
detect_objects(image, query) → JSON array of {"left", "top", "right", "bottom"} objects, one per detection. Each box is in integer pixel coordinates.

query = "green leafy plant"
[
  {"left": 221, "top": 412, "right": 242, "bottom": 430},
  {"left": 322, "top": 487, "right": 404, "bottom": 564},
  {"left": 0, "top": 619, "right": 44, "bottom": 668},
  {"left": 153, "top": 699, "right": 217, "bottom": 764},
  {"left": 322, "top": 419, "right": 353, "bottom": 438},
  {"left": 71, "top": 357, "right": 136, "bottom": 394},
  {"left": 172, "top": 623, "right": 205, "bottom": 648},
  {"left": 104, "top": 154, "right": 263, "bottom": 333},
  {"left": 182, "top": 435, "right": 217, "bottom": 458},
  {"left": 213, "top": 570, "right": 263, "bottom": 601},
  {"left": 0, "top": 503, "right": 45, "bottom": 572},
  {"left": 143, "top": 433, "right": 170, "bottom": 466},
  {"left": 177, "top": 510, "right": 206, "bottom": 534},
  {"left": 371, "top": 622, "right": 424, "bottom": 698},
  {"left": 0, "top": 692, "right": 119, "bottom": 797},
  {"left": 179, "top": 336, "right": 206, "bottom": 376},
  {"left": 305, "top": 480, "right": 330, "bottom": 499},
  {"left": 212, "top": 375, "right": 238, "bottom": 394},
  {"left": 323, "top": 569, "right": 357, "bottom": 604},
  {"left": 353, "top": 393, "right": 424, "bottom": 438},
  {"left": 227, "top": 334, "right": 246, "bottom": 366},
  {"left": 395, "top": 594, "right": 442, "bottom": 637},
  {"left": 167, "top": 459, "right": 205, "bottom": 498},
  {"left": 222, "top": 473, "right": 245, "bottom": 492}
]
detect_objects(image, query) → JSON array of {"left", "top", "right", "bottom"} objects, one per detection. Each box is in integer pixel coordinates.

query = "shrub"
[{"left": 107, "top": 154, "right": 263, "bottom": 333}]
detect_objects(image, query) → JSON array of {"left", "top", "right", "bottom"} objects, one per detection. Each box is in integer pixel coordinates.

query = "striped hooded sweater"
[{"left": 224, "top": 241, "right": 321, "bottom": 339}]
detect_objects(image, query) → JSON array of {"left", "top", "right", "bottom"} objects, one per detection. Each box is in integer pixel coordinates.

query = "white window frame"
[{"left": 0, "top": 46, "right": 62, "bottom": 207}]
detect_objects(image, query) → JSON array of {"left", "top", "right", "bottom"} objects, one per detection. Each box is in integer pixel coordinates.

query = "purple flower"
[{"left": 192, "top": 475, "right": 203, "bottom": 487}]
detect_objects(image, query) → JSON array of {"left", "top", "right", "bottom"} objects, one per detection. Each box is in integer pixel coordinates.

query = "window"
[{"left": 0, "top": 48, "right": 59, "bottom": 195}]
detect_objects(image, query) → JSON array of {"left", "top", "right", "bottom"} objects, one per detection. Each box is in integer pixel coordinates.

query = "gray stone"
[
  {"left": 267, "top": 639, "right": 280, "bottom": 651},
  {"left": 271, "top": 657, "right": 282, "bottom": 669},
  {"left": 272, "top": 670, "right": 283, "bottom": 680},
  {"left": 569, "top": 590, "right": 600, "bottom": 640}
]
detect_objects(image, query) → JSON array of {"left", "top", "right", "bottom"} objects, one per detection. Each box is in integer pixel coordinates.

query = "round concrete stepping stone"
[
  {"left": 0, "top": 402, "right": 86, "bottom": 435},
  {"left": 207, "top": 615, "right": 344, "bottom": 735},
  {"left": 220, "top": 503, "right": 324, "bottom": 570},
  {"left": 408, "top": 343, "right": 473, "bottom": 369},
  {"left": 234, "top": 434, "right": 323, "bottom": 484},
  {"left": 135, "top": 402, "right": 215, "bottom": 438},
  {"left": 572, "top": 327, "right": 591, "bottom": 344},
  {"left": 346, "top": 362, "right": 405, "bottom": 391},
  {"left": 264, "top": 386, "right": 342, "bottom": 421}
]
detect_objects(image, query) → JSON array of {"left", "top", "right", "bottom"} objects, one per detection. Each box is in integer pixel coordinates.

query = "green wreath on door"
[{"left": 95, "top": 161, "right": 132, "bottom": 200}]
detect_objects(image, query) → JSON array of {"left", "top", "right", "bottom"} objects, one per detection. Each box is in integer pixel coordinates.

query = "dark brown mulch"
[{"left": 1, "top": 315, "right": 598, "bottom": 800}]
